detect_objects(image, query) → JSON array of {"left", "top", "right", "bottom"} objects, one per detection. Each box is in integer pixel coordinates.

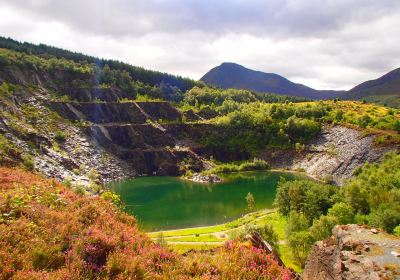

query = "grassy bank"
[{"left": 148, "top": 209, "right": 302, "bottom": 272}]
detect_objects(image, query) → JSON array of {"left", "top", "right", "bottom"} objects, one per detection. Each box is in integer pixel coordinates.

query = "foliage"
[
  {"left": 285, "top": 212, "right": 312, "bottom": 268},
  {"left": 0, "top": 168, "right": 291, "bottom": 279},
  {"left": 54, "top": 130, "right": 66, "bottom": 142},
  {"left": 0, "top": 36, "right": 200, "bottom": 94},
  {"left": 206, "top": 159, "right": 270, "bottom": 174},
  {"left": 327, "top": 202, "right": 355, "bottom": 224},
  {"left": 394, "top": 225, "right": 400, "bottom": 237},
  {"left": 309, "top": 215, "right": 338, "bottom": 241},
  {"left": 0, "top": 134, "right": 21, "bottom": 166},
  {"left": 274, "top": 178, "right": 337, "bottom": 223},
  {"left": 246, "top": 192, "right": 255, "bottom": 212},
  {"left": 21, "top": 154, "right": 35, "bottom": 171},
  {"left": 340, "top": 152, "right": 400, "bottom": 232},
  {"left": 275, "top": 152, "right": 400, "bottom": 268}
]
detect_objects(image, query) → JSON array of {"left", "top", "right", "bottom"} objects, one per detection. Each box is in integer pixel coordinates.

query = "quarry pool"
[{"left": 111, "top": 171, "right": 299, "bottom": 231}]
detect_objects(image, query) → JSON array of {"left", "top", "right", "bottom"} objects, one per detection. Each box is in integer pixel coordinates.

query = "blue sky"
[{"left": 0, "top": 0, "right": 400, "bottom": 90}]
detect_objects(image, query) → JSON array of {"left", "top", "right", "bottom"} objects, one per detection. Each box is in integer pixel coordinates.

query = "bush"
[
  {"left": 54, "top": 131, "right": 66, "bottom": 142},
  {"left": 309, "top": 215, "right": 338, "bottom": 241},
  {"left": 21, "top": 154, "right": 34, "bottom": 171},
  {"left": 394, "top": 225, "right": 400, "bottom": 237},
  {"left": 208, "top": 159, "right": 269, "bottom": 174},
  {"left": 287, "top": 231, "right": 313, "bottom": 268},
  {"left": 274, "top": 179, "right": 337, "bottom": 222},
  {"left": 327, "top": 202, "right": 355, "bottom": 224},
  {"left": 368, "top": 203, "right": 400, "bottom": 233}
]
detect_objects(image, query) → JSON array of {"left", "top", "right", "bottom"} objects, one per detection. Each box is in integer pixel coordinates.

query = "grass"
[
  {"left": 148, "top": 209, "right": 276, "bottom": 238},
  {"left": 165, "top": 234, "right": 223, "bottom": 243},
  {"left": 167, "top": 243, "right": 220, "bottom": 253},
  {"left": 279, "top": 244, "right": 302, "bottom": 273},
  {"left": 148, "top": 224, "right": 227, "bottom": 238},
  {"left": 148, "top": 209, "right": 299, "bottom": 271}
]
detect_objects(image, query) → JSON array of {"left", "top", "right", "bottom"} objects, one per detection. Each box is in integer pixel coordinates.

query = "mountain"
[
  {"left": 201, "top": 62, "right": 344, "bottom": 99},
  {"left": 346, "top": 67, "right": 400, "bottom": 107}
]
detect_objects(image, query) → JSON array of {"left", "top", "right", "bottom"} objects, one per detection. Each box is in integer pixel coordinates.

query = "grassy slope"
[
  {"left": 0, "top": 168, "right": 290, "bottom": 279},
  {"left": 149, "top": 210, "right": 301, "bottom": 272}
]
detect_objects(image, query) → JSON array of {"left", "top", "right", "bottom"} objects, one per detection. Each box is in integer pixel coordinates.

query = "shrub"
[
  {"left": 21, "top": 154, "right": 34, "bottom": 171},
  {"left": 368, "top": 203, "right": 400, "bottom": 233},
  {"left": 394, "top": 225, "right": 400, "bottom": 237},
  {"left": 287, "top": 231, "right": 313, "bottom": 268},
  {"left": 309, "top": 215, "right": 338, "bottom": 241},
  {"left": 54, "top": 131, "right": 66, "bottom": 142},
  {"left": 327, "top": 202, "right": 355, "bottom": 225}
]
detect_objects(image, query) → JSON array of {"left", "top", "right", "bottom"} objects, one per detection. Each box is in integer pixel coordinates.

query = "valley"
[{"left": 0, "top": 38, "right": 399, "bottom": 279}]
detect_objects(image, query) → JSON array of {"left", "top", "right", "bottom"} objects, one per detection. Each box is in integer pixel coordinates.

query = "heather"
[{"left": 0, "top": 168, "right": 291, "bottom": 279}]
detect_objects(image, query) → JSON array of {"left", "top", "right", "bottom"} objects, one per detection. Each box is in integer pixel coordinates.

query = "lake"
[{"left": 111, "top": 171, "right": 299, "bottom": 231}]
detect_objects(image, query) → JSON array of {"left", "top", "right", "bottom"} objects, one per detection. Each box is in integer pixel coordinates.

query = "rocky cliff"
[
  {"left": 0, "top": 55, "right": 397, "bottom": 187},
  {"left": 260, "top": 125, "right": 395, "bottom": 185},
  {"left": 303, "top": 225, "right": 400, "bottom": 280}
]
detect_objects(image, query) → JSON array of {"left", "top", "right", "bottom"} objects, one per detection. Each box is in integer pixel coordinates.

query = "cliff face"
[
  {"left": 303, "top": 225, "right": 400, "bottom": 280},
  {"left": 0, "top": 61, "right": 209, "bottom": 183},
  {"left": 0, "top": 58, "right": 396, "bottom": 185},
  {"left": 260, "top": 125, "right": 395, "bottom": 185}
]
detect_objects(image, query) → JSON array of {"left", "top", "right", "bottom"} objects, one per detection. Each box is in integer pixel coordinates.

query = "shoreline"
[{"left": 147, "top": 208, "right": 276, "bottom": 235}]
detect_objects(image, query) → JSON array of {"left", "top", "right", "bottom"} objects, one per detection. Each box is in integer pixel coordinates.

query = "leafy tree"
[
  {"left": 288, "top": 231, "right": 313, "bottom": 268},
  {"left": 327, "top": 202, "right": 355, "bottom": 224},
  {"left": 258, "top": 224, "right": 280, "bottom": 255},
  {"left": 274, "top": 179, "right": 337, "bottom": 222},
  {"left": 245, "top": 192, "right": 255, "bottom": 212},
  {"left": 286, "top": 211, "right": 309, "bottom": 237},
  {"left": 368, "top": 203, "right": 400, "bottom": 233},
  {"left": 309, "top": 215, "right": 338, "bottom": 241}
]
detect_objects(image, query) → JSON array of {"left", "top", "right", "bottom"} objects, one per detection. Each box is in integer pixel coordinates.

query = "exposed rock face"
[
  {"left": 51, "top": 102, "right": 208, "bottom": 176},
  {"left": 303, "top": 225, "right": 400, "bottom": 280},
  {"left": 49, "top": 101, "right": 182, "bottom": 124},
  {"left": 0, "top": 64, "right": 396, "bottom": 184},
  {"left": 260, "top": 125, "right": 396, "bottom": 185}
]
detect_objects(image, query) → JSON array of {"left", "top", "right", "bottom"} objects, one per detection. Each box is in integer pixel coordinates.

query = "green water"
[{"left": 111, "top": 171, "right": 298, "bottom": 231}]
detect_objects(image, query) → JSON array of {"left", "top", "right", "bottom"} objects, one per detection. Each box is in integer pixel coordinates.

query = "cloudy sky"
[{"left": 0, "top": 0, "right": 400, "bottom": 90}]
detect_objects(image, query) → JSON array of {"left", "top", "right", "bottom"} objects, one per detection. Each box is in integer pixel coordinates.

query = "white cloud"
[{"left": 0, "top": 0, "right": 399, "bottom": 90}]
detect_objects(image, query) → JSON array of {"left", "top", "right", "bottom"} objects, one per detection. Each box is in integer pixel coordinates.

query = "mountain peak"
[{"left": 201, "top": 63, "right": 340, "bottom": 99}]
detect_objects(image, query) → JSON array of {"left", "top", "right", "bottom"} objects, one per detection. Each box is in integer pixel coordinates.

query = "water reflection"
[{"left": 111, "top": 171, "right": 298, "bottom": 231}]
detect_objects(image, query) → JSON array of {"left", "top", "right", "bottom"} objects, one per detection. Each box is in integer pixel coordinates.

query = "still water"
[{"left": 111, "top": 171, "right": 298, "bottom": 231}]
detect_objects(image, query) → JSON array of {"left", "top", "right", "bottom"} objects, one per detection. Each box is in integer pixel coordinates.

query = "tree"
[
  {"left": 327, "top": 202, "right": 354, "bottom": 224},
  {"left": 368, "top": 203, "right": 400, "bottom": 233},
  {"left": 288, "top": 231, "right": 313, "bottom": 268},
  {"left": 309, "top": 215, "right": 338, "bottom": 241},
  {"left": 259, "top": 224, "right": 280, "bottom": 255},
  {"left": 245, "top": 192, "right": 255, "bottom": 212}
]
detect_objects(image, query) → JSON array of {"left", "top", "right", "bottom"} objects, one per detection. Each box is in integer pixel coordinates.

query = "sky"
[{"left": 0, "top": 0, "right": 400, "bottom": 90}]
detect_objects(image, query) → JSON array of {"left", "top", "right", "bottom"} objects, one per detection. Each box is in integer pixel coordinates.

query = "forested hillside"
[{"left": 0, "top": 37, "right": 201, "bottom": 101}]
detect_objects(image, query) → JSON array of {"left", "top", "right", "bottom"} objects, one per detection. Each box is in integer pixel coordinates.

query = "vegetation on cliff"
[
  {"left": 184, "top": 87, "right": 399, "bottom": 155},
  {"left": 274, "top": 152, "right": 400, "bottom": 267}
]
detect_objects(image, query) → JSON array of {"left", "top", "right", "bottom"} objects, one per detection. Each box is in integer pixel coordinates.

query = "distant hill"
[
  {"left": 0, "top": 36, "right": 200, "bottom": 94},
  {"left": 201, "top": 62, "right": 344, "bottom": 99},
  {"left": 346, "top": 67, "right": 400, "bottom": 107}
]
